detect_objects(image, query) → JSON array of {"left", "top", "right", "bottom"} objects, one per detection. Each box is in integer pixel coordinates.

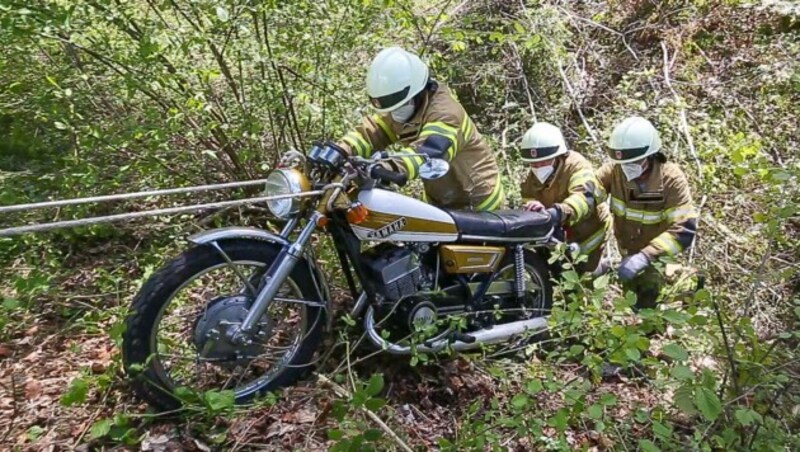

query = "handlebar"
[{"left": 370, "top": 165, "right": 408, "bottom": 187}]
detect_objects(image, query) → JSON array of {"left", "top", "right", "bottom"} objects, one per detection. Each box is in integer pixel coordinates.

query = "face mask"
[
  {"left": 390, "top": 101, "right": 415, "bottom": 123},
  {"left": 533, "top": 165, "right": 555, "bottom": 184},
  {"left": 621, "top": 161, "right": 645, "bottom": 181}
]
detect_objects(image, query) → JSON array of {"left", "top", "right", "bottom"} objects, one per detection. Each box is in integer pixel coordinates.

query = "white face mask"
[
  {"left": 621, "top": 160, "right": 645, "bottom": 181},
  {"left": 390, "top": 101, "right": 415, "bottom": 123},
  {"left": 533, "top": 165, "right": 555, "bottom": 184}
]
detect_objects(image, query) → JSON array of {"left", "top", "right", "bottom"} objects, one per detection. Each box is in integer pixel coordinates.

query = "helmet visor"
[
  {"left": 520, "top": 145, "right": 560, "bottom": 162},
  {"left": 369, "top": 86, "right": 410, "bottom": 111},
  {"left": 606, "top": 145, "right": 650, "bottom": 162}
]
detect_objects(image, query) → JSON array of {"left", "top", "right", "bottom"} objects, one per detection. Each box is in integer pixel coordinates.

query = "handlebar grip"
[{"left": 371, "top": 166, "right": 408, "bottom": 187}]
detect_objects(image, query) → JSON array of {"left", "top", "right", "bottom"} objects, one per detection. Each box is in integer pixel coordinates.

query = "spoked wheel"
[
  {"left": 123, "top": 240, "right": 326, "bottom": 411},
  {"left": 495, "top": 249, "right": 553, "bottom": 319}
]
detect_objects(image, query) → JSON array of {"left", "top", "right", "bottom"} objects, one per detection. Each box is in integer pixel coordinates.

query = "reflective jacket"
[
  {"left": 596, "top": 158, "right": 698, "bottom": 259},
  {"left": 337, "top": 82, "right": 504, "bottom": 211},
  {"left": 521, "top": 151, "right": 610, "bottom": 256}
]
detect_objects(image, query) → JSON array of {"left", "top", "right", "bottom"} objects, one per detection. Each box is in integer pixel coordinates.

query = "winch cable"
[
  {"left": 0, "top": 188, "right": 326, "bottom": 238},
  {"left": 0, "top": 178, "right": 272, "bottom": 214}
]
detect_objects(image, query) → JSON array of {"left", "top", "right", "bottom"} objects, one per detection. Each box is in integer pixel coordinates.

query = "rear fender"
[{"left": 188, "top": 227, "right": 332, "bottom": 330}]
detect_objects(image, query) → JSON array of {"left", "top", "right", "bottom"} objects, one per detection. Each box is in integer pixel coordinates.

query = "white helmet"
[
  {"left": 606, "top": 116, "right": 661, "bottom": 163},
  {"left": 519, "top": 122, "right": 568, "bottom": 163},
  {"left": 366, "top": 47, "right": 429, "bottom": 113}
]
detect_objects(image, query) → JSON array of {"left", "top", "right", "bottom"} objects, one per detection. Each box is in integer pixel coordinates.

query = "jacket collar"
[{"left": 622, "top": 158, "right": 664, "bottom": 196}]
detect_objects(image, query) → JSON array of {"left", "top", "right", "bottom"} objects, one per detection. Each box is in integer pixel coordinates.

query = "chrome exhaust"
[{"left": 363, "top": 306, "right": 548, "bottom": 355}]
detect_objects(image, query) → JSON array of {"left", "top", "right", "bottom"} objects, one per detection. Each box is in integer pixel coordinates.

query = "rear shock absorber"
[{"left": 514, "top": 245, "right": 526, "bottom": 300}]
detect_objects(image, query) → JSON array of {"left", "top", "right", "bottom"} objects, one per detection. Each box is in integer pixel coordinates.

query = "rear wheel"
[
  {"left": 494, "top": 249, "right": 553, "bottom": 318},
  {"left": 123, "top": 240, "right": 326, "bottom": 411}
]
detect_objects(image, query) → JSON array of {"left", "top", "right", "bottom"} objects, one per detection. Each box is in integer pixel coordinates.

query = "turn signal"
[
  {"left": 346, "top": 202, "right": 369, "bottom": 224},
  {"left": 316, "top": 215, "right": 330, "bottom": 228}
]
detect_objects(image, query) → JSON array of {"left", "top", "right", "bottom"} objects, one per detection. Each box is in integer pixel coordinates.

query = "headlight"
[{"left": 264, "top": 169, "right": 310, "bottom": 219}]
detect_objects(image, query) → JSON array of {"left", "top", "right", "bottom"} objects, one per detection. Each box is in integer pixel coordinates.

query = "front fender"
[
  {"left": 188, "top": 227, "right": 333, "bottom": 330},
  {"left": 188, "top": 226, "right": 290, "bottom": 247}
]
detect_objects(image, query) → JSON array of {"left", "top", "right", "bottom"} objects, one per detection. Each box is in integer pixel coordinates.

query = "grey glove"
[{"left": 618, "top": 252, "right": 650, "bottom": 282}]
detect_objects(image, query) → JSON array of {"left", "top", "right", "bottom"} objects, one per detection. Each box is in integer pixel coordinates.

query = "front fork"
[{"left": 228, "top": 212, "right": 322, "bottom": 344}]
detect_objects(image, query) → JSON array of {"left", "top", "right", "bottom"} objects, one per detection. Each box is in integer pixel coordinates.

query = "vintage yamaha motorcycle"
[{"left": 123, "top": 143, "right": 573, "bottom": 410}]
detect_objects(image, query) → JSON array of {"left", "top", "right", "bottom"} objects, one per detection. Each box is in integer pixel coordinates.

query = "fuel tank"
[{"left": 351, "top": 188, "right": 459, "bottom": 242}]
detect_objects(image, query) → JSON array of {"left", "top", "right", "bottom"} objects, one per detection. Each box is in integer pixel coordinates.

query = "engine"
[{"left": 360, "top": 243, "right": 424, "bottom": 302}]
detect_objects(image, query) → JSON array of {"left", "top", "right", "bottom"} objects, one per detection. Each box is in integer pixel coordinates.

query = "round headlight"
[{"left": 264, "top": 169, "right": 309, "bottom": 219}]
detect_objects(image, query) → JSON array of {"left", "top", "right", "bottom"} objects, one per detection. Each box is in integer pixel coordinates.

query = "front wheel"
[{"left": 123, "top": 239, "right": 327, "bottom": 411}]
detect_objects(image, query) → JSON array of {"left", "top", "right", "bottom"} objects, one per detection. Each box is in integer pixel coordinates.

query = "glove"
[
  {"left": 546, "top": 206, "right": 563, "bottom": 227},
  {"left": 523, "top": 200, "right": 545, "bottom": 212},
  {"left": 618, "top": 252, "right": 651, "bottom": 282}
]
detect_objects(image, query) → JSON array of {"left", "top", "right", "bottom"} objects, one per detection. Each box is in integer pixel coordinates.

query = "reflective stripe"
[
  {"left": 373, "top": 115, "right": 397, "bottom": 142},
  {"left": 651, "top": 232, "right": 682, "bottom": 256},
  {"left": 563, "top": 193, "right": 590, "bottom": 222},
  {"left": 461, "top": 115, "right": 474, "bottom": 142},
  {"left": 579, "top": 226, "right": 606, "bottom": 255},
  {"left": 343, "top": 131, "right": 371, "bottom": 157},
  {"left": 476, "top": 175, "right": 505, "bottom": 211},
  {"left": 568, "top": 170, "right": 595, "bottom": 189},
  {"left": 664, "top": 204, "right": 698, "bottom": 223},
  {"left": 609, "top": 196, "right": 664, "bottom": 224},
  {"left": 392, "top": 149, "right": 423, "bottom": 179},
  {"left": 419, "top": 122, "right": 459, "bottom": 159}
]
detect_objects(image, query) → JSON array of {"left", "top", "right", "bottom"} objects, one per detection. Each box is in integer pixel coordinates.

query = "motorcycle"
[{"left": 123, "top": 143, "right": 571, "bottom": 410}]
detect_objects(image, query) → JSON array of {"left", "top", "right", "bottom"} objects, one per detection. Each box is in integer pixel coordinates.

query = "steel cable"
[
  {"left": 0, "top": 179, "right": 272, "bottom": 214},
  {"left": 0, "top": 190, "right": 326, "bottom": 238}
]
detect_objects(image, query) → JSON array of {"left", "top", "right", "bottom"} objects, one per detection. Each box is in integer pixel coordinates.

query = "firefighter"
[
  {"left": 519, "top": 122, "right": 610, "bottom": 273},
  {"left": 336, "top": 46, "right": 504, "bottom": 211},
  {"left": 597, "top": 116, "right": 698, "bottom": 309}
]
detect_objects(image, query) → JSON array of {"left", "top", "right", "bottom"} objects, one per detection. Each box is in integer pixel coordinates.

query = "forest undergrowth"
[{"left": 0, "top": 0, "right": 798, "bottom": 450}]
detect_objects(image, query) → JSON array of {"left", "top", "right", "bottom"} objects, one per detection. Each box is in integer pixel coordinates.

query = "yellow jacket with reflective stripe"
[
  {"left": 337, "top": 83, "right": 503, "bottom": 211},
  {"left": 596, "top": 158, "right": 698, "bottom": 259},
  {"left": 521, "top": 151, "right": 610, "bottom": 255}
]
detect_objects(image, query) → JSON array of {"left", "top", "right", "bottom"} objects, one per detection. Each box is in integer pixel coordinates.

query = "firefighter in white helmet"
[
  {"left": 519, "top": 122, "right": 610, "bottom": 273},
  {"left": 335, "top": 47, "right": 504, "bottom": 211},
  {"left": 596, "top": 116, "right": 698, "bottom": 309}
]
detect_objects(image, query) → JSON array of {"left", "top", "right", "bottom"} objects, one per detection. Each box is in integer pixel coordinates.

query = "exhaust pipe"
[{"left": 364, "top": 306, "right": 548, "bottom": 355}]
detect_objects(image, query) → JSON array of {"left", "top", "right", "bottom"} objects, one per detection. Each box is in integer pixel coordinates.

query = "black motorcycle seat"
[{"left": 446, "top": 209, "right": 553, "bottom": 240}]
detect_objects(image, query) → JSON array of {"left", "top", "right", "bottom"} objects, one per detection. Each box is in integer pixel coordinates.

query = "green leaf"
[
  {"left": 625, "top": 346, "right": 641, "bottom": 361},
  {"left": 366, "top": 374, "right": 384, "bottom": 396},
  {"left": 674, "top": 385, "right": 696, "bottom": 415},
  {"left": 593, "top": 274, "right": 609, "bottom": 289},
  {"left": 204, "top": 390, "right": 235, "bottom": 412},
  {"left": 525, "top": 379, "right": 543, "bottom": 395},
  {"left": 365, "top": 397, "right": 386, "bottom": 411},
  {"left": 670, "top": 365, "right": 695, "bottom": 381},
  {"left": 652, "top": 420, "right": 673, "bottom": 440},
  {"left": 328, "top": 429, "right": 344, "bottom": 440},
  {"left": 662, "top": 343, "right": 689, "bottom": 361},
  {"left": 27, "top": 425, "right": 44, "bottom": 442},
  {"left": 511, "top": 394, "right": 529, "bottom": 409},
  {"left": 61, "top": 378, "right": 89, "bottom": 406},
  {"left": 734, "top": 408, "right": 761, "bottom": 426},
  {"left": 696, "top": 387, "right": 722, "bottom": 421},
  {"left": 2, "top": 298, "right": 20, "bottom": 310},
  {"left": 587, "top": 404, "right": 603, "bottom": 419},
  {"left": 54, "top": 121, "right": 68, "bottom": 130},
  {"left": 639, "top": 439, "right": 661, "bottom": 452},
  {"left": 662, "top": 309, "right": 689, "bottom": 325},
  {"left": 599, "top": 393, "right": 618, "bottom": 406},
  {"left": 363, "top": 429, "right": 382, "bottom": 441},
  {"left": 89, "top": 419, "right": 112, "bottom": 439}
]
